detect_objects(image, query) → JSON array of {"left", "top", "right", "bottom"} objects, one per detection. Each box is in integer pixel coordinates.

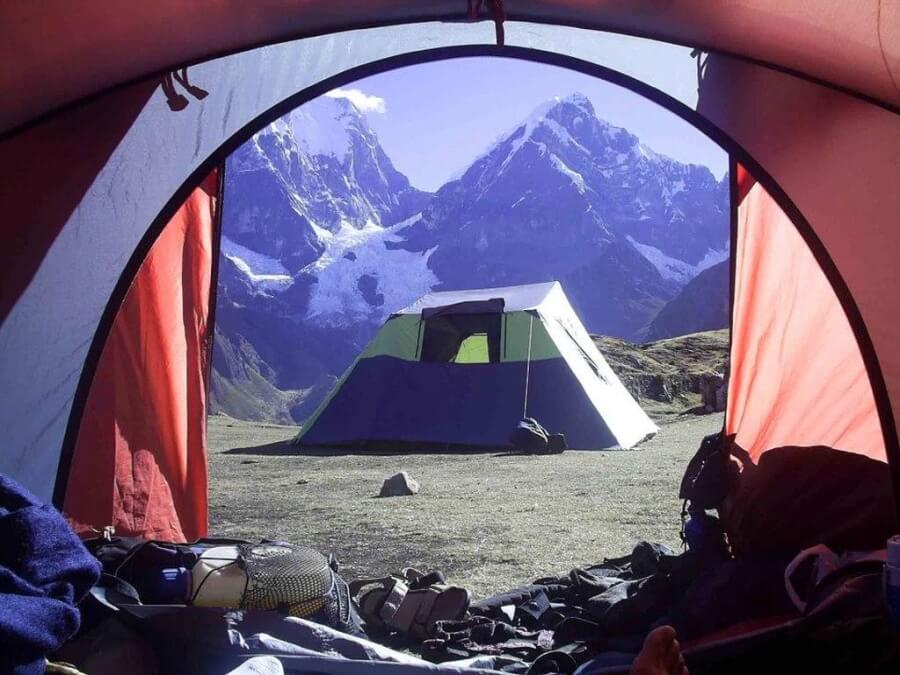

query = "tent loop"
[
  {"left": 161, "top": 67, "right": 210, "bottom": 112},
  {"left": 467, "top": 0, "right": 505, "bottom": 47},
  {"left": 690, "top": 49, "right": 708, "bottom": 97},
  {"left": 523, "top": 313, "right": 534, "bottom": 418}
]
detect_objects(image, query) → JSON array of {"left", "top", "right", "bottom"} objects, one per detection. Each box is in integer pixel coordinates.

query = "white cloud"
[{"left": 325, "top": 88, "right": 387, "bottom": 114}]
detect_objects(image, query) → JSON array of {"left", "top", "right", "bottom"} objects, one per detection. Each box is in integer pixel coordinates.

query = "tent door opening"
[{"left": 419, "top": 312, "right": 502, "bottom": 364}]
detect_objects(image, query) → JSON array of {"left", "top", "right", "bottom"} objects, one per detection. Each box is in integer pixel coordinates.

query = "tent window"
[
  {"left": 454, "top": 333, "right": 489, "bottom": 363},
  {"left": 420, "top": 313, "right": 501, "bottom": 364}
]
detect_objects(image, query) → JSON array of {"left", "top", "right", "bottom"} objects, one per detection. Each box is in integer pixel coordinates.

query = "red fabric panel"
[
  {"left": 0, "top": 81, "right": 155, "bottom": 323},
  {"left": 725, "top": 175, "right": 885, "bottom": 463},
  {"left": 734, "top": 164, "right": 755, "bottom": 204},
  {"left": 63, "top": 171, "right": 218, "bottom": 541},
  {"left": 699, "top": 54, "right": 900, "bottom": 468}
]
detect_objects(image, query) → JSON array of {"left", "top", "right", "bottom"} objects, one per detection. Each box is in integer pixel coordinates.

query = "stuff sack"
[{"left": 511, "top": 418, "right": 567, "bottom": 455}]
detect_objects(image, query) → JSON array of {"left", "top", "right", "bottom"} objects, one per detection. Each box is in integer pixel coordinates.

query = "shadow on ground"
[
  {"left": 222, "top": 441, "right": 406, "bottom": 457},
  {"left": 226, "top": 441, "right": 523, "bottom": 457},
  {"left": 225, "top": 442, "right": 620, "bottom": 457}
]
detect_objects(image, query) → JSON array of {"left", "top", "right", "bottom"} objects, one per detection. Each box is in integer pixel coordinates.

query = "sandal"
[{"left": 350, "top": 569, "right": 471, "bottom": 640}]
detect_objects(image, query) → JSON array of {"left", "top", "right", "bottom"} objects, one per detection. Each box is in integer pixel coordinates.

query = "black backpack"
[{"left": 679, "top": 431, "right": 739, "bottom": 510}]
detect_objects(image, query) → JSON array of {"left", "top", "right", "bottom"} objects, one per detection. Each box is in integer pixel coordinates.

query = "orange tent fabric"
[
  {"left": 726, "top": 168, "right": 885, "bottom": 464},
  {"left": 700, "top": 54, "right": 900, "bottom": 472},
  {"left": 63, "top": 171, "right": 218, "bottom": 541}
]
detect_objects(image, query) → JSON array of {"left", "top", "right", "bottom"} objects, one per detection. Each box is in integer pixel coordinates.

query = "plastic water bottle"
[
  {"left": 684, "top": 510, "right": 728, "bottom": 560},
  {"left": 156, "top": 567, "right": 191, "bottom": 603},
  {"left": 684, "top": 513, "right": 708, "bottom": 551},
  {"left": 191, "top": 545, "right": 249, "bottom": 608},
  {"left": 885, "top": 535, "right": 900, "bottom": 630}
]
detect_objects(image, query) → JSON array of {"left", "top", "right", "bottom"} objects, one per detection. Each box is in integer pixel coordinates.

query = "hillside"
[
  {"left": 646, "top": 260, "right": 730, "bottom": 340},
  {"left": 593, "top": 329, "right": 729, "bottom": 422}
]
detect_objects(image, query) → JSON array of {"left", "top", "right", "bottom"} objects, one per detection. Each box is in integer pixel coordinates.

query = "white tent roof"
[{"left": 396, "top": 281, "right": 559, "bottom": 315}]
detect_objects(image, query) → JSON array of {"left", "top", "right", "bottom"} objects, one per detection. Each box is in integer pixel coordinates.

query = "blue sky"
[{"left": 335, "top": 57, "right": 727, "bottom": 192}]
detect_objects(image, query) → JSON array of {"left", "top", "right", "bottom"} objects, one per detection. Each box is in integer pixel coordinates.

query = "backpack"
[
  {"left": 679, "top": 431, "right": 738, "bottom": 510},
  {"left": 84, "top": 537, "right": 363, "bottom": 637}
]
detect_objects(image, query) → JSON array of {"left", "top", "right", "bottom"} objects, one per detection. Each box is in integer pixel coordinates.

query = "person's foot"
[{"left": 631, "top": 626, "right": 688, "bottom": 675}]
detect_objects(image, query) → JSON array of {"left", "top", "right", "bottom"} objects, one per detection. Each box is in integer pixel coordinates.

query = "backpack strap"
[
  {"left": 679, "top": 431, "right": 739, "bottom": 510},
  {"left": 88, "top": 573, "right": 143, "bottom": 611}
]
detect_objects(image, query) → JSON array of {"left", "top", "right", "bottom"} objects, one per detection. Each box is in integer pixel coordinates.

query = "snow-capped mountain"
[
  {"left": 393, "top": 93, "right": 728, "bottom": 336},
  {"left": 222, "top": 95, "right": 430, "bottom": 274},
  {"left": 213, "top": 95, "right": 437, "bottom": 422},
  {"left": 211, "top": 92, "right": 730, "bottom": 423}
]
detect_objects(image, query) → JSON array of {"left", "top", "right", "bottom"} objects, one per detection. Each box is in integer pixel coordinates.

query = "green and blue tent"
[{"left": 296, "top": 282, "right": 658, "bottom": 450}]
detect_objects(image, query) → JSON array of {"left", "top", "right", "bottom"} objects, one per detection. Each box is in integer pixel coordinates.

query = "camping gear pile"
[
  {"left": 4, "top": 441, "right": 900, "bottom": 674},
  {"left": 27, "top": 526, "right": 900, "bottom": 674}
]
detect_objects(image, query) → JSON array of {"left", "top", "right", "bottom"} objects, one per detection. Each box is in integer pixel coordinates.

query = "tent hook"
[
  {"left": 468, "top": 0, "right": 506, "bottom": 47},
  {"left": 690, "top": 49, "right": 709, "bottom": 98}
]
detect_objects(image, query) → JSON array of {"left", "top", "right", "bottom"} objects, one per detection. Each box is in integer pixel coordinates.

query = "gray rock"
[
  {"left": 699, "top": 372, "right": 728, "bottom": 412},
  {"left": 379, "top": 471, "right": 419, "bottom": 498}
]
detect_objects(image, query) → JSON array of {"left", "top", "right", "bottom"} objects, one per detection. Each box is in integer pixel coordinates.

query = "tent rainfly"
[{"left": 296, "top": 282, "right": 658, "bottom": 451}]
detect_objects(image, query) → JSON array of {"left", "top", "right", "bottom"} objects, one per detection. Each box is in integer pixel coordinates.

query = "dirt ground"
[{"left": 208, "top": 413, "right": 723, "bottom": 599}]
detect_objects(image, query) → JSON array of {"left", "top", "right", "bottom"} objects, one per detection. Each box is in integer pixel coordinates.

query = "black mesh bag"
[{"left": 234, "top": 543, "right": 364, "bottom": 636}]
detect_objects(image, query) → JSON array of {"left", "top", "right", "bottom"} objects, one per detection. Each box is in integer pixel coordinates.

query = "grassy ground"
[
  {"left": 208, "top": 412, "right": 722, "bottom": 599},
  {"left": 594, "top": 330, "right": 729, "bottom": 423}
]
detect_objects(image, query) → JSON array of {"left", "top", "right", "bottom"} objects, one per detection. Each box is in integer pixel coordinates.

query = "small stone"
[
  {"left": 378, "top": 471, "right": 419, "bottom": 497},
  {"left": 296, "top": 479, "right": 309, "bottom": 485}
]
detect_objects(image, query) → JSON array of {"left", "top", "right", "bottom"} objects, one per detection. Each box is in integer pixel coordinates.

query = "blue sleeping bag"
[{"left": 0, "top": 474, "right": 100, "bottom": 674}]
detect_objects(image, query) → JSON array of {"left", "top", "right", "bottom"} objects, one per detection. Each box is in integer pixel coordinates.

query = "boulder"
[
  {"left": 379, "top": 471, "right": 419, "bottom": 498},
  {"left": 699, "top": 372, "right": 727, "bottom": 412}
]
